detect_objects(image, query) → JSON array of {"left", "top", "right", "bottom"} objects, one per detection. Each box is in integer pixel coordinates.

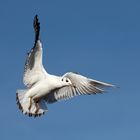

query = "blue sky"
[{"left": 0, "top": 0, "right": 140, "bottom": 139}]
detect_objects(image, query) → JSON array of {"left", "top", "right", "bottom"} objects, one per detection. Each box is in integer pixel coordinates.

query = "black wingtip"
[
  {"left": 34, "top": 14, "right": 38, "bottom": 19},
  {"left": 33, "top": 14, "right": 40, "bottom": 41},
  {"left": 34, "top": 14, "right": 39, "bottom": 25}
]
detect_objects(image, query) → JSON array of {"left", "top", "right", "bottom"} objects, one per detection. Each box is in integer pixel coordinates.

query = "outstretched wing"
[
  {"left": 46, "top": 72, "right": 115, "bottom": 103},
  {"left": 23, "top": 15, "right": 47, "bottom": 87}
]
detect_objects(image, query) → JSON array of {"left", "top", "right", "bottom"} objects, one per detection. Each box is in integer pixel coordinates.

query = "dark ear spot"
[{"left": 61, "top": 79, "right": 63, "bottom": 81}]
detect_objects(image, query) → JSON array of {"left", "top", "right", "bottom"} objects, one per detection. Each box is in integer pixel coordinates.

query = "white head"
[{"left": 61, "top": 77, "right": 72, "bottom": 86}]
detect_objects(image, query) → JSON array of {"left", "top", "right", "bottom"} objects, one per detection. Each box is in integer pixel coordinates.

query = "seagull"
[{"left": 16, "top": 15, "right": 115, "bottom": 117}]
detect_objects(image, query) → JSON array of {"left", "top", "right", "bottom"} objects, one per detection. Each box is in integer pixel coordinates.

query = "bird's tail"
[{"left": 16, "top": 89, "right": 48, "bottom": 117}]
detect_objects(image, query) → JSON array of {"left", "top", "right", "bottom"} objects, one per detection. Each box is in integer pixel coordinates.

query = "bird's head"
[{"left": 61, "top": 77, "right": 72, "bottom": 86}]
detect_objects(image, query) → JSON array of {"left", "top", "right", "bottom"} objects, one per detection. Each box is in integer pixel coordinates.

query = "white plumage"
[{"left": 16, "top": 15, "right": 115, "bottom": 117}]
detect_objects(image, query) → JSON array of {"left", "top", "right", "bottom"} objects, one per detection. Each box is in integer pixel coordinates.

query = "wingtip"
[
  {"left": 33, "top": 14, "right": 40, "bottom": 27},
  {"left": 106, "top": 83, "right": 118, "bottom": 88},
  {"left": 33, "top": 14, "right": 40, "bottom": 43},
  {"left": 35, "top": 14, "right": 38, "bottom": 18},
  {"left": 34, "top": 14, "right": 39, "bottom": 22},
  {"left": 112, "top": 85, "right": 120, "bottom": 89}
]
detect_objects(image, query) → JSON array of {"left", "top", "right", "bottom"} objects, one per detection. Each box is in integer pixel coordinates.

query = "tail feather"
[{"left": 16, "top": 89, "right": 48, "bottom": 117}]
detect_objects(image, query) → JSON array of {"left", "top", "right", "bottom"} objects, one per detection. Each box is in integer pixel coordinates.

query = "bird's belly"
[{"left": 25, "top": 80, "right": 53, "bottom": 99}]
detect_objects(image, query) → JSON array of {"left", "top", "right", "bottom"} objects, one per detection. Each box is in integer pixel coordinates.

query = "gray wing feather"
[
  {"left": 46, "top": 72, "right": 114, "bottom": 103},
  {"left": 23, "top": 15, "right": 47, "bottom": 87}
]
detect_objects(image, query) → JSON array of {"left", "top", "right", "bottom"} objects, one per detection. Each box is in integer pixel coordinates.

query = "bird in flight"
[{"left": 16, "top": 15, "right": 115, "bottom": 117}]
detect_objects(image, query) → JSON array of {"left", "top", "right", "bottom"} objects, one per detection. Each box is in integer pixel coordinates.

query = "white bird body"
[
  {"left": 24, "top": 74, "right": 68, "bottom": 99},
  {"left": 16, "top": 15, "right": 115, "bottom": 117}
]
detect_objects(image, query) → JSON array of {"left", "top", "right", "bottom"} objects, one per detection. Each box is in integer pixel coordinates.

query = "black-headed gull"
[{"left": 16, "top": 15, "right": 115, "bottom": 117}]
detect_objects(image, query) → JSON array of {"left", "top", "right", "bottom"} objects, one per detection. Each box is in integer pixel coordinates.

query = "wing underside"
[
  {"left": 46, "top": 72, "right": 114, "bottom": 103},
  {"left": 23, "top": 15, "right": 47, "bottom": 87}
]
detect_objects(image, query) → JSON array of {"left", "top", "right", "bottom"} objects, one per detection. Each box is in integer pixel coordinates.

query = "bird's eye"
[{"left": 66, "top": 79, "right": 69, "bottom": 82}]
